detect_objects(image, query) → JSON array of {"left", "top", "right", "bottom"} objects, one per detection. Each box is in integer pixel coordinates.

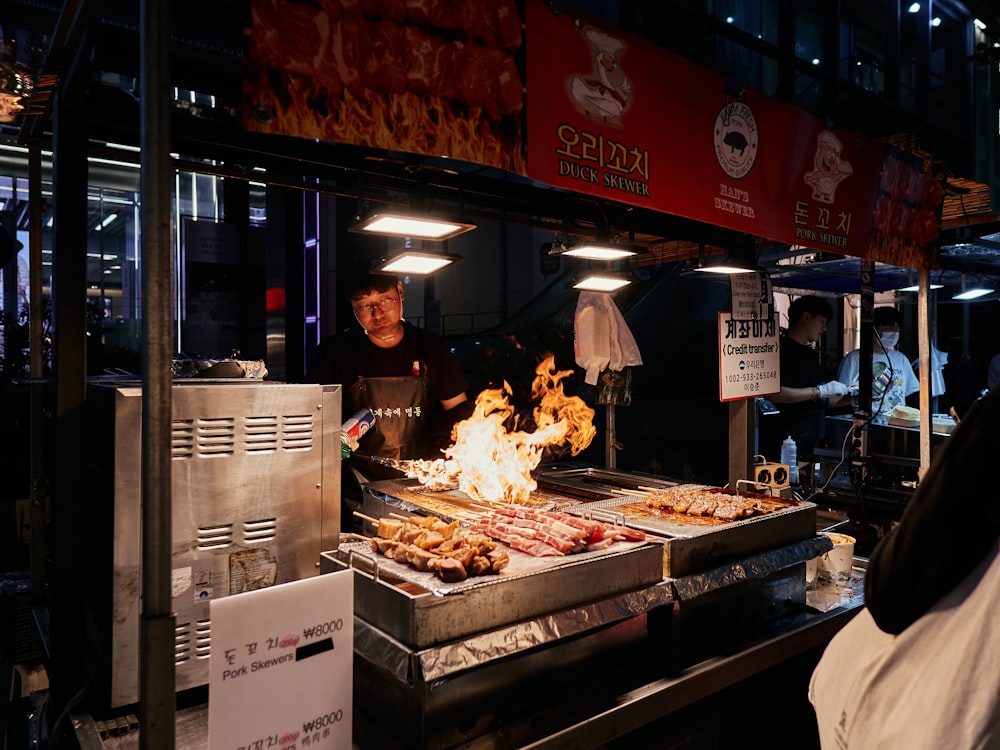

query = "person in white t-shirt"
[{"left": 837, "top": 306, "right": 919, "bottom": 423}]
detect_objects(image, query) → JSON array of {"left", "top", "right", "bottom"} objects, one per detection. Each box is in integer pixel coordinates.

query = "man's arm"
[
  {"left": 441, "top": 392, "right": 468, "bottom": 411},
  {"left": 772, "top": 384, "right": 852, "bottom": 407}
]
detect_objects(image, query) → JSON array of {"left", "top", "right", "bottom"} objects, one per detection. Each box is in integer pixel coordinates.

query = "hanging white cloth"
[{"left": 573, "top": 291, "right": 643, "bottom": 385}]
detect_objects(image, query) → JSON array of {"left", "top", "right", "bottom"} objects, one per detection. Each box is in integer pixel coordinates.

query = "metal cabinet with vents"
[{"left": 82, "top": 381, "right": 341, "bottom": 710}]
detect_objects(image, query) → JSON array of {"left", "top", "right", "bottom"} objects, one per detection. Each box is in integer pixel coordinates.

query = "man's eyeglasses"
[{"left": 353, "top": 296, "right": 399, "bottom": 317}]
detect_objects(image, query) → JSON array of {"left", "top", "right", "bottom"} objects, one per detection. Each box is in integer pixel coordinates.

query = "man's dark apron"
[{"left": 347, "top": 373, "right": 431, "bottom": 482}]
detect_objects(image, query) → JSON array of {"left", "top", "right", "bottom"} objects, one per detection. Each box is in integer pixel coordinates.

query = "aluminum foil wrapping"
[
  {"left": 670, "top": 535, "right": 833, "bottom": 601},
  {"left": 171, "top": 357, "right": 268, "bottom": 379},
  {"left": 339, "top": 538, "right": 652, "bottom": 597},
  {"left": 353, "top": 581, "right": 674, "bottom": 685}
]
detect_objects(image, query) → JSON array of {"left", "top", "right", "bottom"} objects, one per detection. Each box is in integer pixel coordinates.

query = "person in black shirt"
[
  {"left": 309, "top": 271, "right": 472, "bottom": 526},
  {"left": 760, "top": 295, "right": 852, "bottom": 468}
]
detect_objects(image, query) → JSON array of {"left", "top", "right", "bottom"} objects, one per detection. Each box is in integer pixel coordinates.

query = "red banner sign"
[
  {"left": 243, "top": 0, "right": 940, "bottom": 266},
  {"left": 524, "top": 0, "right": 888, "bottom": 259}
]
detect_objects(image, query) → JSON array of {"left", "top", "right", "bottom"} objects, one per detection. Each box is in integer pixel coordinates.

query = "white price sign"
[
  {"left": 718, "top": 311, "right": 780, "bottom": 402},
  {"left": 729, "top": 271, "right": 773, "bottom": 321},
  {"left": 209, "top": 570, "right": 354, "bottom": 750}
]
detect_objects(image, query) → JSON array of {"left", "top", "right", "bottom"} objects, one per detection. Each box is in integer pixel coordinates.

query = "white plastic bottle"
[{"left": 781, "top": 435, "right": 799, "bottom": 484}]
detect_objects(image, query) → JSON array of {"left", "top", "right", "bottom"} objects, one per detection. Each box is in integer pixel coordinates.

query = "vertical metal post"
[
  {"left": 140, "top": 0, "right": 176, "bottom": 746},
  {"left": 917, "top": 267, "right": 931, "bottom": 479},
  {"left": 28, "top": 145, "right": 46, "bottom": 607},
  {"left": 48, "top": 66, "right": 90, "bottom": 738},
  {"left": 728, "top": 399, "right": 754, "bottom": 489},
  {"left": 605, "top": 405, "right": 617, "bottom": 468},
  {"left": 851, "top": 258, "right": 875, "bottom": 524}
]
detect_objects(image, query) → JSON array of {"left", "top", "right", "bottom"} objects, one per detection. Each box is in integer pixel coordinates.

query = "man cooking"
[
  {"left": 309, "top": 268, "right": 473, "bottom": 527},
  {"left": 760, "top": 295, "right": 852, "bottom": 472}
]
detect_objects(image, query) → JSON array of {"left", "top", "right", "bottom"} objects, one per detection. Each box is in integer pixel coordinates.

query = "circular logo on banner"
[{"left": 714, "top": 102, "right": 759, "bottom": 179}]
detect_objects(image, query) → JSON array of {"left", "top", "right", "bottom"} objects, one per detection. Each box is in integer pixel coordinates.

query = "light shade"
[
  {"left": 694, "top": 263, "right": 758, "bottom": 275},
  {"left": 349, "top": 211, "right": 476, "bottom": 240},
  {"left": 374, "top": 250, "right": 462, "bottom": 276},
  {"left": 572, "top": 273, "right": 632, "bottom": 292},
  {"left": 952, "top": 287, "right": 994, "bottom": 300},
  {"left": 552, "top": 241, "right": 644, "bottom": 261},
  {"left": 898, "top": 283, "right": 943, "bottom": 292}
]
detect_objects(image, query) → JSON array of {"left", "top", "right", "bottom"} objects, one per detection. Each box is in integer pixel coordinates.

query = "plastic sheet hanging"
[{"left": 573, "top": 291, "right": 642, "bottom": 388}]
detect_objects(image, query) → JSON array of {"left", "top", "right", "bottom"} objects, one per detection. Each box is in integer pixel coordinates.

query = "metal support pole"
[
  {"left": 728, "top": 399, "right": 754, "bottom": 489},
  {"left": 140, "top": 0, "right": 176, "bottom": 746},
  {"left": 917, "top": 267, "right": 931, "bottom": 480},
  {"left": 850, "top": 259, "right": 875, "bottom": 524},
  {"left": 28, "top": 145, "right": 46, "bottom": 608},
  {"left": 605, "top": 405, "right": 620, "bottom": 468},
  {"left": 48, "top": 63, "right": 90, "bottom": 740}
]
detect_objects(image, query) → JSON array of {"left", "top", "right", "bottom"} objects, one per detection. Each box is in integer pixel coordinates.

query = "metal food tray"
[
  {"left": 534, "top": 463, "right": 679, "bottom": 501},
  {"left": 361, "top": 479, "right": 590, "bottom": 523},
  {"left": 562, "top": 489, "right": 817, "bottom": 578},
  {"left": 323, "top": 536, "right": 664, "bottom": 649}
]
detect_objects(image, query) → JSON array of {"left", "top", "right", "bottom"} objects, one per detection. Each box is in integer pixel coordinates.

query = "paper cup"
[{"left": 818, "top": 532, "right": 855, "bottom": 581}]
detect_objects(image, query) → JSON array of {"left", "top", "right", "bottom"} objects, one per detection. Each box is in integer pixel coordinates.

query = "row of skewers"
[{"left": 355, "top": 503, "right": 647, "bottom": 583}]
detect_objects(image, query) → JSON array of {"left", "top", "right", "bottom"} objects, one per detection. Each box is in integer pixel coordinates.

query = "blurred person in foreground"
[
  {"left": 309, "top": 270, "right": 472, "bottom": 527},
  {"left": 809, "top": 384, "right": 1000, "bottom": 748},
  {"left": 760, "top": 295, "right": 852, "bottom": 469},
  {"left": 837, "top": 305, "right": 919, "bottom": 423}
]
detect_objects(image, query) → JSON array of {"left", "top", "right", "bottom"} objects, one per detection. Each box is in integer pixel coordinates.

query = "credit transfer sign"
[{"left": 718, "top": 312, "right": 780, "bottom": 402}]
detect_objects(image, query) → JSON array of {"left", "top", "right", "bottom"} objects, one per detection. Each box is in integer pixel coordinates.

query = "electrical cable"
[{"left": 870, "top": 324, "right": 896, "bottom": 421}]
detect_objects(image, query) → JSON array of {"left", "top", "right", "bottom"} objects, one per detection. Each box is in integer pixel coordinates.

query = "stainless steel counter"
[{"left": 72, "top": 561, "right": 865, "bottom": 750}]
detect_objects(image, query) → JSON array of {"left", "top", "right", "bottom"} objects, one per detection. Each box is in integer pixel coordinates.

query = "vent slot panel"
[
  {"left": 194, "top": 619, "right": 211, "bottom": 659},
  {"left": 245, "top": 415, "right": 279, "bottom": 453},
  {"left": 172, "top": 420, "right": 195, "bottom": 459},
  {"left": 197, "top": 524, "right": 234, "bottom": 550},
  {"left": 175, "top": 621, "right": 192, "bottom": 665},
  {"left": 197, "top": 418, "right": 235, "bottom": 456},
  {"left": 244, "top": 517, "right": 277, "bottom": 543},
  {"left": 282, "top": 414, "right": 314, "bottom": 451}
]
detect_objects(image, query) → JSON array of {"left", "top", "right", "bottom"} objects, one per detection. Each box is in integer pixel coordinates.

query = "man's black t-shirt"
[
  {"left": 760, "top": 333, "right": 828, "bottom": 462},
  {"left": 310, "top": 322, "right": 469, "bottom": 420}
]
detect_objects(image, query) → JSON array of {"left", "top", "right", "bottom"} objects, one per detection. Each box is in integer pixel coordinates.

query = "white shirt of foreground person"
[
  {"left": 808, "top": 543, "right": 1000, "bottom": 749},
  {"left": 837, "top": 347, "right": 919, "bottom": 422}
]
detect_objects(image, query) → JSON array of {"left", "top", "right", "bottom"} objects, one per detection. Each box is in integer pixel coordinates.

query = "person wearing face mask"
[
  {"left": 836, "top": 306, "right": 919, "bottom": 423},
  {"left": 309, "top": 268, "right": 473, "bottom": 527}
]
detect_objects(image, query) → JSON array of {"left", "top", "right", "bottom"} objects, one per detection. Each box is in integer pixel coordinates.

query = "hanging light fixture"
[
  {"left": 691, "top": 234, "right": 758, "bottom": 274},
  {"left": 349, "top": 210, "right": 476, "bottom": 241},
  {"left": 547, "top": 238, "right": 645, "bottom": 261},
  {"left": 373, "top": 249, "right": 463, "bottom": 276},
  {"left": 953, "top": 286, "right": 994, "bottom": 300},
  {"left": 571, "top": 272, "right": 632, "bottom": 292},
  {"left": 693, "top": 261, "right": 757, "bottom": 275},
  {"left": 952, "top": 274, "right": 994, "bottom": 300}
]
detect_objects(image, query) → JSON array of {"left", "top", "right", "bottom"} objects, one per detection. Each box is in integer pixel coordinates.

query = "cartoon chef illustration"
[
  {"left": 804, "top": 130, "right": 853, "bottom": 203},
  {"left": 569, "top": 28, "right": 632, "bottom": 128}
]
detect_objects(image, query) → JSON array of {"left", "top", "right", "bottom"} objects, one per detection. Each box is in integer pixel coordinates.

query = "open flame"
[{"left": 406, "top": 354, "right": 596, "bottom": 503}]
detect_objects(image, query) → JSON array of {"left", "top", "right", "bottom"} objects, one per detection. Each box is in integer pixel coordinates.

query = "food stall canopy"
[{"left": 244, "top": 0, "right": 941, "bottom": 269}]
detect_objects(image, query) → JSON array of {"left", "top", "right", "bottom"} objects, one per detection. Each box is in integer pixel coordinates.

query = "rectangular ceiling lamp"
[
  {"left": 557, "top": 242, "right": 643, "bottom": 261},
  {"left": 952, "top": 287, "right": 994, "bottom": 300},
  {"left": 374, "top": 251, "right": 462, "bottom": 276},
  {"left": 572, "top": 273, "right": 632, "bottom": 292},
  {"left": 898, "top": 283, "right": 943, "bottom": 292},
  {"left": 349, "top": 211, "right": 476, "bottom": 241},
  {"left": 695, "top": 264, "right": 757, "bottom": 275}
]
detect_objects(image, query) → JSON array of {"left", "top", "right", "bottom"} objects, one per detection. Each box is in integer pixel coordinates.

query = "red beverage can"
[{"left": 341, "top": 408, "right": 376, "bottom": 444}]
